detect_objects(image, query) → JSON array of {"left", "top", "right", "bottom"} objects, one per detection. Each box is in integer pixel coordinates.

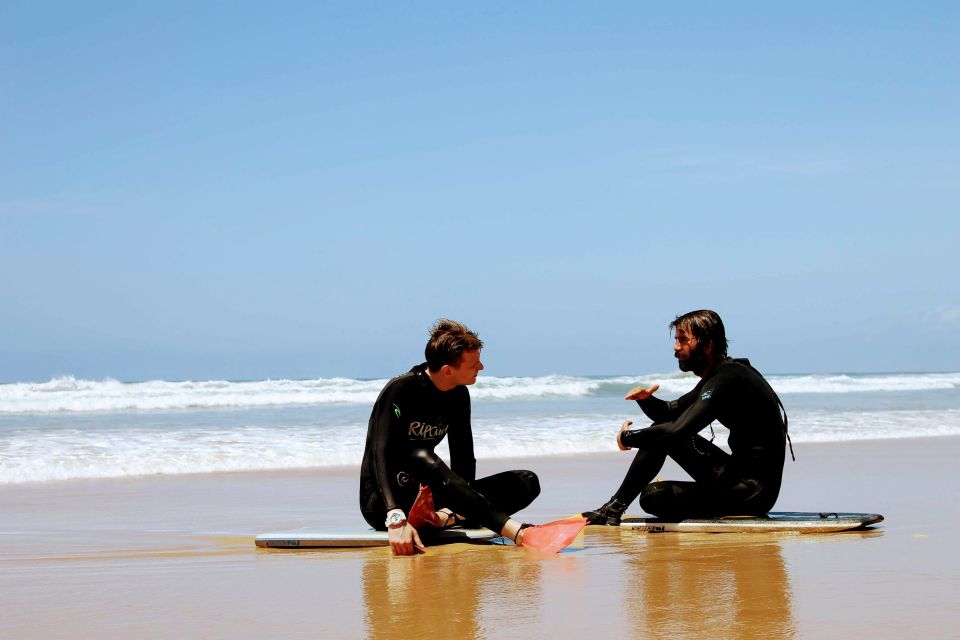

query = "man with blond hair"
[{"left": 361, "top": 319, "right": 585, "bottom": 555}]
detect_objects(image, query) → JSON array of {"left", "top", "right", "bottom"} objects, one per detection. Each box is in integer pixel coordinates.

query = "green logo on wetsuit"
[{"left": 393, "top": 404, "right": 401, "bottom": 419}]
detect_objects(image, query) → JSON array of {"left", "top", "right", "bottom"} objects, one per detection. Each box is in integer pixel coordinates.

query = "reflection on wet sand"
[
  {"left": 357, "top": 526, "right": 884, "bottom": 638},
  {"left": 624, "top": 534, "right": 795, "bottom": 639},
  {"left": 362, "top": 542, "right": 544, "bottom": 639}
]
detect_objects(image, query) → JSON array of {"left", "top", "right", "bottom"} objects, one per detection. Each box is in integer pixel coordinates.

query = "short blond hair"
[{"left": 425, "top": 319, "right": 483, "bottom": 371}]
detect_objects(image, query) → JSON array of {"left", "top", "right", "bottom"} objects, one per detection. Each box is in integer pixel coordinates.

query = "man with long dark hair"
[{"left": 583, "top": 310, "right": 792, "bottom": 525}]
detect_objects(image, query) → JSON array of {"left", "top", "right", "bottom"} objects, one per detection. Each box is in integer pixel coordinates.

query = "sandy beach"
[{"left": 2, "top": 436, "right": 957, "bottom": 639}]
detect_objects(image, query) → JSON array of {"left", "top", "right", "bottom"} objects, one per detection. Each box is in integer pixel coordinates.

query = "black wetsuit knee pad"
[{"left": 517, "top": 470, "right": 541, "bottom": 498}]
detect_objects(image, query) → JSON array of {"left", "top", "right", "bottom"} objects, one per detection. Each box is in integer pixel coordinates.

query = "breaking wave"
[{"left": 2, "top": 372, "right": 958, "bottom": 414}]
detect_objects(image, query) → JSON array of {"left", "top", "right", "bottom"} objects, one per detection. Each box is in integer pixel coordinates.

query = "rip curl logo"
[
  {"left": 408, "top": 421, "right": 449, "bottom": 439},
  {"left": 393, "top": 404, "right": 401, "bottom": 419},
  {"left": 701, "top": 390, "right": 713, "bottom": 401},
  {"left": 396, "top": 471, "right": 411, "bottom": 487}
]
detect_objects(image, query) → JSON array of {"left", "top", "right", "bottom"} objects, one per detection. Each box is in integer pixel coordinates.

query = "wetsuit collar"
[
  {"left": 413, "top": 363, "right": 447, "bottom": 393},
  {"left": 701, "top": 356, "right": 734, "bottom": 381},
  {"left": 411, "top": 363, "right": 430, "bottom": 383}
]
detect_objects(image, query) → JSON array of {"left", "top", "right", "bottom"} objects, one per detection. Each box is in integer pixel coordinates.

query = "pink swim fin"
[{"left": 519, "top": 517, "right": 588, "bottom": 554}]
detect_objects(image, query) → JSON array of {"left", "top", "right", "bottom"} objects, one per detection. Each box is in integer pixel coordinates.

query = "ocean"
[{"left": 2, "top": 370, "right": 959, "bottom": 484}]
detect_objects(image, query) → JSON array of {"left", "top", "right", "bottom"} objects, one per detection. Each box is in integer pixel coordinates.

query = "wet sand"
[{"left": 2, "top": 437, "right": 958, "bottom": 639}]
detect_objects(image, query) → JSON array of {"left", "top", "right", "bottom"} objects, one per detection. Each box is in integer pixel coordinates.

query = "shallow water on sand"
[{"left": 2, "top": 439, "right": 958, "bottom": 638}]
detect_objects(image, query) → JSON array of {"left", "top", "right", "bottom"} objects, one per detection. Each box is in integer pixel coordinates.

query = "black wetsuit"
[
  {"left": 615, "top": 357, "right": 787, "bottom": 519},
  {"left": 359, "top": 363, "right": 539, "bottom": 531}
]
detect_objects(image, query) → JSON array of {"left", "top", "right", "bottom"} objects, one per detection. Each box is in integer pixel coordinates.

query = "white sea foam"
[
  {"left": 3, "top": 408, "right": 959, "bottom": 484},
  {"left": 3, "top": 370, "right": 958, "bottom": 483},
  {"left": 0, "top": 375, "right": 388, "bottom": 413},
  {"left": 0, "top": 424, "right": 365, "bottom": 484},
  {"left": 766, "top": 372, "right": 960, "bottom": 394},
  {"left": 2, "top": 372, "right": 957, "bottom": 414},
  {"left": 470, "top": 375, "right": 603, "bottom": 399},
  {"left": 611, "top": 371, "right": 960, "bottom": 396},
  {"left": 468, "top": 409, "right": 960, "bottom": 457}
]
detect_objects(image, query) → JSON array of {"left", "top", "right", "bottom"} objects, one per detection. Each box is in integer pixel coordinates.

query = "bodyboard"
[
  {"left": 255, "top": 527, "right": 497, "bottom": 548},
  {"left": 619, "top": 511, "right": 883, "bottom": 533}
]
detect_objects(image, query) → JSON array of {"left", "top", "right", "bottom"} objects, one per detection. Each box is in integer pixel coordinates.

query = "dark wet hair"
[
  {"left": 670, "top": 310, "right": 728, "bottom": 359},
  {"left": 425, "top": 319, "right": 484, "bottom": 372}
]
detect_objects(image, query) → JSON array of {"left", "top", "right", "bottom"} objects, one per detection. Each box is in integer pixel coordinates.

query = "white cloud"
[{"left": 921, "top": 305, "right": 960, "bottom": 332}]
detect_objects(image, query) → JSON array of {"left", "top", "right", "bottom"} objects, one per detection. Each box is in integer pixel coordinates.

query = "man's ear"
[{"left": 703, "top": 339, "right": 715, "bottom": 358}]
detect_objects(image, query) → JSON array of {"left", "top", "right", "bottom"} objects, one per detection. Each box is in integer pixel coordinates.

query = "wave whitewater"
[
  {"left": 3, "top": 408, "right": 960, "bottom": 484},
  {"left": 1, "top": 372, "right": 958, "bottom": 414}
]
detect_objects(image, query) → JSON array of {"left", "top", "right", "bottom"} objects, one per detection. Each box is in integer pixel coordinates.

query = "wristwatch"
[{"left": 385, "top": 511, "right": 406, "bottom": 528}]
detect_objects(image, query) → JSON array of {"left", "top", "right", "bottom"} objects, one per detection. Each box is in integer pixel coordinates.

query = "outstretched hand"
[{"left": 625, "top": 383, "right": 660, "bottom": 401}]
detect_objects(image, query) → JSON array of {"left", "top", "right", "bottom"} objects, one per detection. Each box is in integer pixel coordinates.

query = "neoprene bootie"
[{"left": 582, "top": 497, "right": 629, "bottom": 526}]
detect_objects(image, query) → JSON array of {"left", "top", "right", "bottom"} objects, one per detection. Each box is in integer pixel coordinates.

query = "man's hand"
[
  {"left": 617, "top": 420, "right": 633, "bottom": 451},
  {"left": 388, "top": 521, "right": 425, "bottom": 556},
  {"left": 625, "top": 383, "right": 660, "bottom": 401}
]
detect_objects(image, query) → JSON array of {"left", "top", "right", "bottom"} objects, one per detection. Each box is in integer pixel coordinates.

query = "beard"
[{"left": 677, "top": 342, "right": 709, "bottom": 373}]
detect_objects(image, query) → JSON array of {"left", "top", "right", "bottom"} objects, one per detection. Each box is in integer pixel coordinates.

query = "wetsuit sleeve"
[
  {"left": 622, "top": 378, "right": 722, "bottom": 449},
  {"left": 368, "top": 385, "right": 403, "bottom": 512},
  {"left": 448, "top": 392, "right": 476, "bottom": 483},
  {"left": 636, "top": 386, "right": 700, "bottom": 422}
]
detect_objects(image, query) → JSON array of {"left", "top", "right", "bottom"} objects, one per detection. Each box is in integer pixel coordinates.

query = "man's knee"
[
  {"left": 639, "top": 481, "right": 671, "bottom": 509},
  {"left": 408, "top": 449, "right": 468, "bottom": 495},
  {"left": 409, "top": 448, "right": 442, "bottom": 472},
  {"left": 408, "top": 449, "right": 450, "bottom": 487},
  {"left": 516, "top": 470, "right": 541, "bottom": 499}
]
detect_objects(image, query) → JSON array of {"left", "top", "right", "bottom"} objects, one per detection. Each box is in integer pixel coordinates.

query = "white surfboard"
[
  {"left": 255, "top": 527, "right": 498, "bottom": 548},
  {"left": 619, "top": 511, "right": 883, "bottom": 533}
]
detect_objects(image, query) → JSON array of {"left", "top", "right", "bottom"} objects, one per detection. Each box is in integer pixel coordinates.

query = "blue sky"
[{"left": 2, "top": 2, "right": 958, "bottom": 381}]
